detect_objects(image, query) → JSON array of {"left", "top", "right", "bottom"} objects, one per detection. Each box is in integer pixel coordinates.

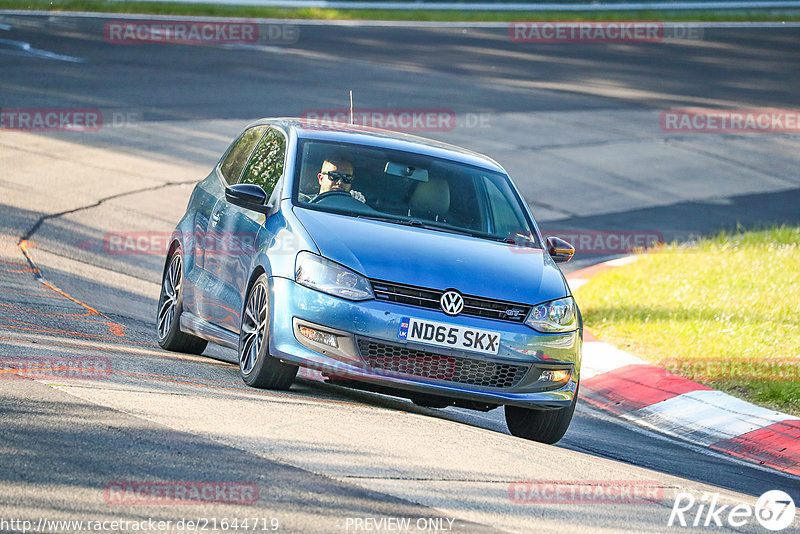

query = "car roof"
[{"left": 251, "top": 117, "right": 506, "bottom": 174}]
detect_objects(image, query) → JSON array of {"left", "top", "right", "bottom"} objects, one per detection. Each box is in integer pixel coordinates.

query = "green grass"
[
  {"left": 575, "top": 225, "right": 800, "bottom": 416},
  {"left": 1, "top": 0, "right": 800, "bottom": 22}
]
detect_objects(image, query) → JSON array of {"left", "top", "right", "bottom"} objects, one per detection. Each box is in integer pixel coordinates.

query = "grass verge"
[
  {"left": 575, "top": 225, "right": 800, "bottom": 416},
  {"left": 0, "top": 1, "right": 799, "bottom": 22}
]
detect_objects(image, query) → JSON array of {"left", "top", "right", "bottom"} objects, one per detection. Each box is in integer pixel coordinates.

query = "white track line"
[
  {"left": 0, "top": 37, "right": 83, "bottom": 62},
  {"left": 52, "top": 0, "right": 800, "bottom": 11},
  {"left": 2, "top": 11, "right": 800, "bottom": 28}
]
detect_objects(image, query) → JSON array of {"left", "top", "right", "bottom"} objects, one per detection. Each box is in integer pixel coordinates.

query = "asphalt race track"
[{"left": 1, "top": 14, "right": 799, "bottom": 533}]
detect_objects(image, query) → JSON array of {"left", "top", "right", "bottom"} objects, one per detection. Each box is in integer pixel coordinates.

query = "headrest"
[{"left": 409, "top": 178, "right": 450, "bottom": 216}]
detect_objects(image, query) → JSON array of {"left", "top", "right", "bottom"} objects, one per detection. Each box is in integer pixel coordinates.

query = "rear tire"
[
  {"left": 505, "top": 385, "right": 578, "bottom": 444},
  {"left": 156, "top": 249, "right": 208, "bottom": 355},
  {"left": 238, "top": 274, "right": 297, "bottom": 390}
]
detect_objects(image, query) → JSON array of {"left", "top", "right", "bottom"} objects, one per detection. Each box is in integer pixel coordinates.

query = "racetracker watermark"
[
  {"left": 0, "top": 109, "right": 143, "bottom": 131},
  {"left": 0, "top": 517, "right": 280, "bottom": 532},
  {"left": 661, "top": 109, "right": 800, "bottom": 134},
  {"left": 104, "top": 20, "right": 298, "bottom": 44},
  {"left": 97, "top": 231, "right": 262, "bottom": 256},
  {"left": 0, "top": 108, "right": 102, "bottom": 132},
  {"left": 509, "top": 22, "right": 703, "bottom": 43},
  {"left": 509, "top": 230, "right": 664, "bottom": 255},
  {"left": 302, "top": 109, "right": 490, "bottom": 132},
  {"left": 659, "top": 358, "right": 800, "bottom": 382},
  {"left": 509, "top": 480, "right": 664, "bottom": 504},
  {"left": 104, "top": 482, "right": 259, "bottom": 506},
  {"left": 547, "top": 230, "right": 663, "bottom": 254},
  {"left": 296, "top": 354, "right": 457, "bottom": 384},
  {"left": 0, "top": 356, "right": 111, "bottom": 380}
]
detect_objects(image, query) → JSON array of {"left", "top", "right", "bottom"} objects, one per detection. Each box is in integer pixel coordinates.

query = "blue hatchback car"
[{"left": 157, "top": 118, "right": 582, "bottom": 443}]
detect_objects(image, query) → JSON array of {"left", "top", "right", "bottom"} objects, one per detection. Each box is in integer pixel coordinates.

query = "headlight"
[
  {"left": 295, "top": 252, "right": 374, "bottom": 301},
  {"left": 525, "top": 297, "right": 578, "bottom": 333}
]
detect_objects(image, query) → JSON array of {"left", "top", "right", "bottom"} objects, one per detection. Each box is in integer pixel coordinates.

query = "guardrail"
[{"left": 105, "top": 0, "right": 800, "bottom": 10}]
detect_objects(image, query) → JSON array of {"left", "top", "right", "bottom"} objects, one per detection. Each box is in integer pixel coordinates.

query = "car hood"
[{"left": 294, "top": 208, "right": 569, "bottom": 305}]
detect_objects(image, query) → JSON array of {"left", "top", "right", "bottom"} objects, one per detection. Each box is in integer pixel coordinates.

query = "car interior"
[{"left": 295, "top": 141, "right": 494, "bottom": 234}]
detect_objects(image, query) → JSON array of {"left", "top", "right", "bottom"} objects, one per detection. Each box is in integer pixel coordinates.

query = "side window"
[
  {"left": 239, "top": 128, "right": 287, "bottom": 197},
  {"left": 485, "top": 178, "right": 526, "bottom": 236},
  {"left": 219, "top": 125, "right": 268, "bottom": 185}
]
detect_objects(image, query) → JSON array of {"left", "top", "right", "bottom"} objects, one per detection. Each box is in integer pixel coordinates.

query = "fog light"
[
  {"left": 298, "top": 326, "right": 339, "bottom": 348},
  {"left": 538, "top": 369, "right": 571, "bottom": 383}
]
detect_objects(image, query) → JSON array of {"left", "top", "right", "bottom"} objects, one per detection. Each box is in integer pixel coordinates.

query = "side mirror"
[
  {"left": 546, "top": 236, "right": 574, "bottom": 263},
  {"left": 225, "top": 184, "right": 272, "bottom": 214}
]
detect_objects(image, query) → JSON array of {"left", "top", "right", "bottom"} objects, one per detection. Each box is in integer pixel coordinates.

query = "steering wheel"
[{"left": 310, "top": 191, "right": 354, "bottom": 204}]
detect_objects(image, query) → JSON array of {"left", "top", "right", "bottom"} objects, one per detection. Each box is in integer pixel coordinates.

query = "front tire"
[
  {"left": 156, "top": 249, "right": 208, "bottom": 354},
  {"left": 238, "top": 274, "right": 297, "bottom": 389},
  {"left": 505, "top": 385, "right": 578, "bottom": 444}
]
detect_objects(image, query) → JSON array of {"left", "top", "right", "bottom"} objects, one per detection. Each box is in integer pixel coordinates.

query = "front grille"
[
  {"left": 357, "top": 339, "right": 529, "bottom": 389},
  {"left": 370, "top": 279, "right": 530, "bottom": 323}
]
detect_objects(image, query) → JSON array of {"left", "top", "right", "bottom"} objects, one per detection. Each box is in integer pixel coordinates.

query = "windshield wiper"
[
  {"left": 356, "top": 215, "right": 539, "bottom": 244},
  {"left": 485, "top": 235, "right": 540, "bottom": 248},
  {"left": 357, "top": 215, "right": 479, "bottom": 237}
]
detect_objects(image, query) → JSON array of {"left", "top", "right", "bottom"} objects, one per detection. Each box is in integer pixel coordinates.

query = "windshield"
[{"left": 293, "top": 140, "right": 539, "bottom": 246}]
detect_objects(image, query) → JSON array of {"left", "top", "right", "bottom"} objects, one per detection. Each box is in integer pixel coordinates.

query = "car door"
[
  {"left": 195, "top": 124, "right": 268, "bottom": 323},
  {"left": 203, "top": 126, "right": 288, "bottom": 332}
]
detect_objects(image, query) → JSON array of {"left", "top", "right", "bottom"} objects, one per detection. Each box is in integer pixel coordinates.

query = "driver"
[{"left": 316, "top": 157, "right": 366, "bottom": 203}]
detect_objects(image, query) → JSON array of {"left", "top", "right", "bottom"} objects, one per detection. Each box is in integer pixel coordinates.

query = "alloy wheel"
[
  {"left": 157, "top": 254, "right": 182, "bottom": 340},
  {"left": 240, "top": 281, "right": 268, "bottom": 375}
]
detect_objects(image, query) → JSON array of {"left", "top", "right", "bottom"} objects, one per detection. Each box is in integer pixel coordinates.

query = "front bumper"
[{"left": 268, "top": 276, "right": 581, "bottom": 409}]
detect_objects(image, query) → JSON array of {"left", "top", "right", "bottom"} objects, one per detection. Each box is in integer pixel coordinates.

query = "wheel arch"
[
  {"left": 245, "top": 265, "right": 268, "bottom": 300},
  {"left": 165, "top": 239, "right": 183, "bottom": 267},
  {"left": 160, "top": 239, "right": 182, "bottom": 273}
]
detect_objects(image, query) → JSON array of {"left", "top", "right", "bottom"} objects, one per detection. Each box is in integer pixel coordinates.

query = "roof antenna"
[{"left": 349, "top": 90, "right": 354, "bottom": 125}]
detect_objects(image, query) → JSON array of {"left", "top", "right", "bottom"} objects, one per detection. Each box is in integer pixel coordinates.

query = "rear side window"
[
  {"left": 219, "top": 125, "right": 267, "bottom": 185},
  {"left": 239, "top": 128, "right": 287, "bottom": 198}
]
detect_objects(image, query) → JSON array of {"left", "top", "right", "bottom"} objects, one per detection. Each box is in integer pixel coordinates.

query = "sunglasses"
[{"left": 322, "top": 171, "right": 354, "bottom": 184}]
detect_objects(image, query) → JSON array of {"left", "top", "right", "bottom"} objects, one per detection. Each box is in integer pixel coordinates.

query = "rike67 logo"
[{"left": 668, "top": 490, "right": 796, "bottom": 531}]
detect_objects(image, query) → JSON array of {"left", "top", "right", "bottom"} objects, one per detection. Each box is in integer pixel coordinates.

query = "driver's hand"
[{"left": 351, "top": 190, "right": 366, "bottom": 203}]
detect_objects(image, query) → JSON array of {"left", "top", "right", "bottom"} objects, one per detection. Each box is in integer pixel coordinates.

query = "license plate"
[{"left": 398, "top": 317, "right": 500, "bottom": 355}]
